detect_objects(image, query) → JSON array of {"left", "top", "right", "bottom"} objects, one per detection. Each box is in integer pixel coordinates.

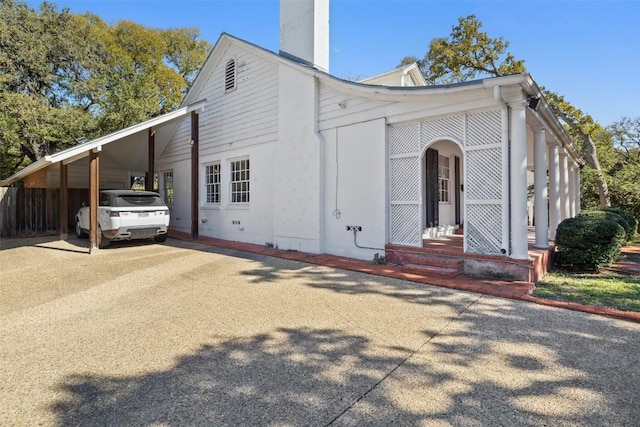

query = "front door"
[{"left": 425, "top": 148, "right": 439, "bottom": 228}]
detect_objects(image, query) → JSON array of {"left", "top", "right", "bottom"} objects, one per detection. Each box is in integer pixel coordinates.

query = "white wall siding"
[
  {"left": 165, "top": 159, "right": 191, "bottom": 235},
  {"left": 318, "top": 84, "right": 499, "bottom": 132},
  {"left": 159, "top": 45, "right": 279, "bottom": 165},
  {"left": 198, "top": 144, "right": 274, "bottom": 245},
  {"left": 322, "top": 118, "right": 387, "bottom": 260},
  {"left": 157, "top": 44, "right": 281, "bottom": 244}
]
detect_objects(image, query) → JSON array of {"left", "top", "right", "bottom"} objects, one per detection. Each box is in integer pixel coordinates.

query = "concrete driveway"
[{"left": 1, "top": 236, "right": 639, "bottom": 426}]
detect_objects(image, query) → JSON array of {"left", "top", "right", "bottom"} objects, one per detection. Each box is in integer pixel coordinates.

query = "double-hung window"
[
  {"left": 230, "top": 158, "right": 249, "bottom": 203},
  {"left": 438, "top": 155, "right": 450, "bottom": 202},
  {"left": 162, "top": 171, "right": 174, "bottom": 207},
  {"left": 205, "top": 163, "right": 221, "bottom": 204}
]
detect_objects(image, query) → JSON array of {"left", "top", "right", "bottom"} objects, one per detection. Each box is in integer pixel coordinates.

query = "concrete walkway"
[
  {"left": 1, "top": 236, "right": 639, "bottom": 426},
  {"left": 190, "top": 233, "right": 640, "bottom": 323}
]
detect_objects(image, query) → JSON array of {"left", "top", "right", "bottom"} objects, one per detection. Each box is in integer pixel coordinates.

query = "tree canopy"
[
  {"left": 399, "top": 14, "right": 525, "bottom": 85},
  {"left": 0, "top": 0, "right": 211, "bottom": 179},
  {"left": 399, "top": 14, "right": 640, "bottom": 216}
]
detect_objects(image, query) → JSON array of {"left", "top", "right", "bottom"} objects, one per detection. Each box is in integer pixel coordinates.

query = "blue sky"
[{"left": 27, "top": 0, "right": 640, "bottom": 127}]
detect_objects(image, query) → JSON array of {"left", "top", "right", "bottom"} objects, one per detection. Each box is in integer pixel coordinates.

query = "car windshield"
[{"left": 114, "top": 195, "right": 165, "bottom": 207}]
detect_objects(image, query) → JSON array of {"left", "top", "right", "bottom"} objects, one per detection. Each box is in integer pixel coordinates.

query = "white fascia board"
[{"left": 0, "top": 158, "right": 51, "bottom": 186}]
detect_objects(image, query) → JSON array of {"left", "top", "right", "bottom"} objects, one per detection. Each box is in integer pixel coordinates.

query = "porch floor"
[{"left": 421, "top": 227, "right": 551, "bottom": 256}]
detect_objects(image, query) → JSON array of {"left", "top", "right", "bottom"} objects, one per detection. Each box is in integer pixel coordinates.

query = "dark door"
[
  {"left": 454, "top": 155, "right": 461, "bottom": 225},
  {"left": 425, "top": 148, "right": 439, "bottom": 228}
]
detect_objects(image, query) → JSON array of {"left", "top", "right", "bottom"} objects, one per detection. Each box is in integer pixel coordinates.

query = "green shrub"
[
  {"left": 578, "top": 210, "right": 632, "bottom": 242},
  {"left": 555, "top": 215, "right": 626, "bottom": 271},
  {"left": 600, "top": 207, "right": 638, "bottom": 240}
]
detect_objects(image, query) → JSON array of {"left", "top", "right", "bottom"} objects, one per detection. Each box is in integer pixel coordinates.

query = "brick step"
[
  {"left": 403, "top": 263, "right": 462, "bottom": 279},
  {"left": 403, "top": 254, "right": 463, "bottom": 269}
]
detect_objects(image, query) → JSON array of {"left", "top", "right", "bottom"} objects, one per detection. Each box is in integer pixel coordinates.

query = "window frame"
[
  {"left": 203, "top": 162, "right": 221, "bottom": 206},
  {"left": 438, "top": 154, "right": 450, "bottom": 203},
  {"left": 229, "top": 157, "right": 250, "bottom": 205},
  {"left": 161, "top": 170, "right": 174, "bottom": 208}
]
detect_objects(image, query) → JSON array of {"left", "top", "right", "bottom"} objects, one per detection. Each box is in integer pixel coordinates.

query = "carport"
[{"left": 0, "top": 100, "right": 206, "bottom": 253}]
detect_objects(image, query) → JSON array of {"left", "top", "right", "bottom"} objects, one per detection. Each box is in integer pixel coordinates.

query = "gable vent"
[{"left": 225, "top": 59, "right": 236, "bottom": 92}]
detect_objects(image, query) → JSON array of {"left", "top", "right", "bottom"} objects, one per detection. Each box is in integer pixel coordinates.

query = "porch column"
[
  {"left": 560, "top": 153, "right": 569, "bottom": 220},
  {"left": 89, "top": 147, "right": 100, "bottom": 254},
  {"left": 59, "top": 163, "right": 68, "bottom": 239},
  {"left": 533, "top": 129, "right": 549, "bottom": 248},
  {"left": 576, "top": 167, "right": 581, "bottom": 214},
  {"left": 548, "top": 144, "right": 561, "bottom": 240},
  {"left": 568, "top": 162, "right": 576, "bottom": 218},
  {"left": 509, "top": 101, "right": 529, "bottom": 259},
  {"left": 190, "top": 110, "right": 199, "bottom": 241}
]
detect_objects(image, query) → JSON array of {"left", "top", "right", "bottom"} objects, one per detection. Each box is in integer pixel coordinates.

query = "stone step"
[
  {"left": 403, "top": 263, "right": 462, "bottom": 279},
  {"left": 404, "top": 253, "right": 463, "bottom": 269}
]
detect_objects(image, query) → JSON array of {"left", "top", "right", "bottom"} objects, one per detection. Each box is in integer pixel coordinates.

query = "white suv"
[{"left": 75, "top": 190, "right": 170, "bottom": 248}]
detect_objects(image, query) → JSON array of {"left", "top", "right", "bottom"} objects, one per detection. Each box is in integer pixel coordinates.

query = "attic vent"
[{"left": 225, "top": 59, "right": 236, "bottom": 92}]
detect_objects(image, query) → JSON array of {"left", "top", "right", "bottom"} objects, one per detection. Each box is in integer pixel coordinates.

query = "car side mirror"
[{"left": 81, "top": 201, "right": 87, "bottom": 207}]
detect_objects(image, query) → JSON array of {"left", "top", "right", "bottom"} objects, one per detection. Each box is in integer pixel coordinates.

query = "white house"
[
  {"left": 1, "top": 0, "right": 582, "bottom": 281},
  {"left": 154, "top": 0, "right": 581, "bottom": 280}
]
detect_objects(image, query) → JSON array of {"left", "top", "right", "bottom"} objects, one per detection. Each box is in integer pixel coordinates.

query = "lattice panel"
[
  {"left": 466, "top": 110, "right": 501, "bottom": 147},
  {"left": 420, "top": 115, "right": 464, "bottom": 150},
  {"left": 465, "top": 147, "right": 502, "bottom": 200},
  {"left": 390, "top": 122, "right": 420, "bottom": 155},
  {"left": 390, "top": 157, "right": 420, "bottom": 201},
  {"left": 390, "top": 204, "right": 421, "bottom": 246},
  {"left": 465, "top": 204, "right": 502, "bottom": 254}
]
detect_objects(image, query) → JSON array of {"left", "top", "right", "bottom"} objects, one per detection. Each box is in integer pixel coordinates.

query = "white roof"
[{"left": 0, "top": 100, "right": 206, "bottom": 187}]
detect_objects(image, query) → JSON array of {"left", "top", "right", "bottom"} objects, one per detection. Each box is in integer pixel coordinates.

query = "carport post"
[
  {"left": 59, "top": 162, "right": 68, "bottom": 239},
  {"left": 89, "top": 147, "right": 100, "bottom": 254},
  {"left": 190, "top": 110, "right": 199, "bottom": 241},
  {"left": 146, "top": 128, "right": 155, "bottom": 191}
]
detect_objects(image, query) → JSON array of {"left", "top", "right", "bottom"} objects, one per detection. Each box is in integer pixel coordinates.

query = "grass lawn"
[{"left": 533, "top": 244, "right": 640, "bottom": 313}]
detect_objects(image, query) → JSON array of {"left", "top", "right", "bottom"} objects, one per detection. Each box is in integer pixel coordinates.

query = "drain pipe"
[{"left": 352, "top": 228, "right": 385, "bottom": 251}]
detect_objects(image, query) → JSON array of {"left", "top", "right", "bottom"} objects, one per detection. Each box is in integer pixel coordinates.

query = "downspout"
[
  {"left": 494, "top": 86, "right": 511, "bottom": 256},
  {"left": 315, "top": 76, "right": 327, "bottom": 254}
]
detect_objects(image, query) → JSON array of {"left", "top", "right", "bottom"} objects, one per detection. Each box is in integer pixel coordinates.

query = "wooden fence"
[{"left": 0, "top": 188, "right": 89, "bottom": 237}]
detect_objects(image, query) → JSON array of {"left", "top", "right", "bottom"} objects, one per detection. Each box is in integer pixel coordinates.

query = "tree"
[
  {"left": 608, "top": 117, "right": 640, "bottom": 163},
  {"left": 399, "top": 14, "right": 525, "bottom": 84},
  {"left": 400, "top": 14, "right": 613, "bottom": 208},
  {"left": 0, "top": 0, "right": 211, "bottom": 179},
  {"left": 606, "top": 117, "right": 640, "bottom": 220},
  {"left": 0, "top": 0, "right": 94, "bottom": 177}
]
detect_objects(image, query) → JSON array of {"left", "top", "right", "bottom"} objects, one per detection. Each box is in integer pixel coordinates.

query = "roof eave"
[{"left": 0, "top": 99, "right": 206, "bottom": 187}]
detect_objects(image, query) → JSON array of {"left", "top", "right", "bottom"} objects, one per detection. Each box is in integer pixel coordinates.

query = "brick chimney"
[{"left": 279, "top": 0, "right": 329, "bottom": 72}]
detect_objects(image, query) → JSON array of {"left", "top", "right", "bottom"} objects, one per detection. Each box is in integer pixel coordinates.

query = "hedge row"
[{"left": 554, "top": 207, "right": 637, "bottom": 272}]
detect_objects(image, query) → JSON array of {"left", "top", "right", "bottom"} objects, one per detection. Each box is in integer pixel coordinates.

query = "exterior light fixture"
[{"left": 528, "top": 97, "right": 541, "bottom": 111}]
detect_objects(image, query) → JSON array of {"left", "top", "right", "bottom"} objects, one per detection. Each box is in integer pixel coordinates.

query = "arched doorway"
[{"left": 421, "top": 139, "right": 464, "bottom": 240}]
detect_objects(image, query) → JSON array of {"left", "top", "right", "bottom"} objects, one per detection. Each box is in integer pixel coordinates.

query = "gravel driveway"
[{"left": 1, "top": 236, "right": 639, "bottom": 426}]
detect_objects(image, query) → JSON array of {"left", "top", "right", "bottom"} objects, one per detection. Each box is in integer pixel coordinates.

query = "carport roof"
[{"left": 0, "top": 99, "right": 206, "bottom": 187}]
